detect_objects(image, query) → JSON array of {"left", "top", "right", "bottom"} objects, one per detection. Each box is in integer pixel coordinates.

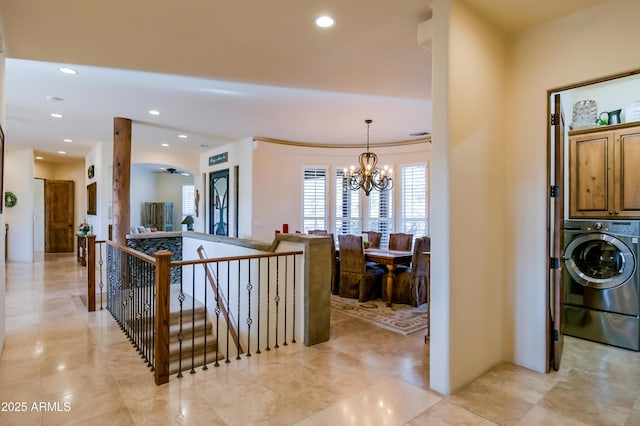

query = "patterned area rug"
[{"left": 330, "top": 295, "right": 428, "bottom": 335}]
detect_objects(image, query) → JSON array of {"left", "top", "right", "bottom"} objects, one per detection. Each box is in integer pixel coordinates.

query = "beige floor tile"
[
  {"left": 2, "top": 253, "right": 640, "bottom": 425},
  {"left": 408, "top": 400, "right": 498, "bottom": 425},
  {"left": 447, "top": 375, "right": 534, "bottom": 425},
  {"left": 306, "top": 376, "right": 441, "bottom": 425}
]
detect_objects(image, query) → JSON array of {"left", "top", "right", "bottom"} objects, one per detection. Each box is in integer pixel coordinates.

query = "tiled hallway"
[{"left": 1, "top": 254, "right": 639, "bottom": 425}]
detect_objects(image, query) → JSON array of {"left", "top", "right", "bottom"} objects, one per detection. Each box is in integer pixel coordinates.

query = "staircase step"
[
  {"left": 169, "top": 335, "right": 218, "bottom": 362},
  {"left": 169, "top": 317, "right": 212, "bottom": 339},
  {"left": 169, "top": 351, "right": 225, "bottom": 375}
]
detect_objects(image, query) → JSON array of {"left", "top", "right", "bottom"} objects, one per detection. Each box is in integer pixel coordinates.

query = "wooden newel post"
[
  {"left": 112, "top": 117, "right": 132, "bottom": 245},
  {"left": 154, "top": 250, "right": 173, "bottom": 385},
  {"left": 87, "top": 234, "right": 97, "bottom": 312}
]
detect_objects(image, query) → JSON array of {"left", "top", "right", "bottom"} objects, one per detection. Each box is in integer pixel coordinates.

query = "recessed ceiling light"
[
  {"left": 199, "top": 144, "right": 209, "bottom": 148},
  {"left": 51, "top": 113, "right": 63, "bottom": 118},
  {"left": 57, "top": 151, "right": 66, "bottom": 154},
  {"left": 178, "top": 134, "right": 187, "bottom": 139},
  {"left": 149, "top": 110, "right": 160, "bottom": 116},
  {"left": 58, "top": 67, "right": 78, "bottom": 75},
  {"left": 64, "top": 139, "right": 72, "bottom": 143},
  {"left": 35, "top": 156, "right": 44, "bottom": 160},
  {"left": 316, "top": 16, "right": 335, "bottom": 28},
  {"left": 161, "top": 143, "right": 169, "bottom": 147},
  {"left": 46, "top": 96, "right": 64, "bottom": 102}
]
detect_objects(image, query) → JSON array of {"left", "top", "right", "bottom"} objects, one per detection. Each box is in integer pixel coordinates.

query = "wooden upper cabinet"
[{"left": 569, "top": 123, "right": 640, "bottom": 219}]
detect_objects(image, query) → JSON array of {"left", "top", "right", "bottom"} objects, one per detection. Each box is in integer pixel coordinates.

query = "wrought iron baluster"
[
  {"left": 283, "top": 255, "right": 288, "bottom": 346},
  {"left": 236, "top": 260, "right": 241, "bottom": 360},
  {"left": 214, "top": 262, "right": 221, "bottom": 367},
  {"left": 225, "top": 260, "right": 231, "bottom": 363},
  {"left": 256, "top": 260, "right": 261, "bottom": 355},
  {"left": 274, "top": 256, "right": 280, "bottom": 349},
  {"left": 190, "top": 268, "right": 196, "bottom": 375},
  {"left": 246, "top": 260, "right": 253, "bottom": 357},
  {"left": 266, "top": 258, "right": 271, "bottom": 351},
  {"left": 176, "top": 274, "right": 186, "bottom": 378},
  {"left": 202, "top": 264, "right": 208, "bottom": 370},
  {"left": 98, "top": 243, "right": 104, "bottom": 310},
  {"left": 292, "top": 255, "right": 297, "bottom": 344}
]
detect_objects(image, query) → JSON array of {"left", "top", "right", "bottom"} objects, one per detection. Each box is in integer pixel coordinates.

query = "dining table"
[{"left": 364, "top": 248, "right": 413, "bottom": 307}]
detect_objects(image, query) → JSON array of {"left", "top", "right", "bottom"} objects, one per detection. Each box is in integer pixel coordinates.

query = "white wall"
[
  {"left": 200, "top": 138, "right": 254, "bottom": 238},
  {"left": 85, "top": 141, "right": 113, "bottom": 240},
  {"left": 251, "top": 140, "right": 431, "bottom": 243},
  {"left": 131, "top": 141, "right": 198, "bottom": 176},
  {"left": 33, "top": 179, "right": 44, "bottom": 251},
  {"left": 430, "top": 0, "right": 508, "bottom": 394},
  {"left": 156, "top": 172, "right": 193, "bottom": 229},
  {"left": 0, "top": 28, "right": 6, "bottom": 353},
  {"left": 562, "top": 74, "right": 640, "bottom": 126},
  {"left": 5, "top": 150, "right": 34, "bottom": 262},
  {"left": 505, "top": 0, "right": 640, "bottom": 374},
  {"left": 129, "top": 167, "right": 157, "bottom": 228},
  {"left": 33, "top": 159, "right": 84, "bottom": 249}
]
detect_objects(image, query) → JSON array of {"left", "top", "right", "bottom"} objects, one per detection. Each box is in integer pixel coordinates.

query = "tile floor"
[{"left": 1, "top": 253, "right": 639, "bottom": 425}]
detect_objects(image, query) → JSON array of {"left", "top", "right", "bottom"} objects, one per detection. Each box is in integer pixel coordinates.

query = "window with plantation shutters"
[
  {"left": 302, "top": 168, "right": 327, "bottom": 233},
  {"left": 182, "top": 184, "right": 195, "bottom": 216},
  {"left": 400, "top": 164, "right": 427, "bottom": 237},
  {"left": 366, "top": 188, "right": 393, "bottom": 248},
  {"left": 335, "top": 169, "right": 361, "bottom": 236}
]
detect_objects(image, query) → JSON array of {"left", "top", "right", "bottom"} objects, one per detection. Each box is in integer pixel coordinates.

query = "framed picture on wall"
[
  {"left": 0, "top": 125, "right": 4, "bottom": 214},
  {"left": 87, "top": 182, "right": 97, "bottom": 215}
]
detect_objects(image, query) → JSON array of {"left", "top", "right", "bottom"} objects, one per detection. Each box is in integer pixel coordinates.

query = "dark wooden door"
[
  {"left": 550, "top": 93, "right": 565, "bottom": 371},
  {"left": 46, "top": 180, "right": 75, "bottom": 252}
]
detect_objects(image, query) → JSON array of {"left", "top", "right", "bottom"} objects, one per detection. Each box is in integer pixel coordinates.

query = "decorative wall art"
[{"left": 87, "top": 182, "right": 97, "bottom": 215}]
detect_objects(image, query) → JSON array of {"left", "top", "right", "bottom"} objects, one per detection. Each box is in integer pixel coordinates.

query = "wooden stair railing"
[{"left": 196, "top": 245, "right": 244, "bottom": 354}]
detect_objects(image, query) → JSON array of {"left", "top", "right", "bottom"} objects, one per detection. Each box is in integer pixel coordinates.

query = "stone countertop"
[{"left": 126, "top": 231, "right": 183, "bottom": 240}]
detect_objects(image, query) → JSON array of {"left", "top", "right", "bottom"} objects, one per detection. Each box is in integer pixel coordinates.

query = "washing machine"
[{"left": 563, "top": 219, "right": 640, "bottom": 351}]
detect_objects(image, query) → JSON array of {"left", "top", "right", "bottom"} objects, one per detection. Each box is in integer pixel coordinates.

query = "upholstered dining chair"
[
  {"left": 389, "top": 232, "right": 413, "bottom": 251},
  {"left": 385, "top": 236, "right": 430, "bottom": 306},
  {"left": 362, "top": 231, "right": 382, "bottom": 249},
  {"left": 337, "top": 234, "right": 384, "bottom": 302}
]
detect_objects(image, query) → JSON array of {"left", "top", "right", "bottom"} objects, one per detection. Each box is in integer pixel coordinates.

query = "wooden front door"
[{"left": 45, "top": 180, "right": 75, "bottom": 252}]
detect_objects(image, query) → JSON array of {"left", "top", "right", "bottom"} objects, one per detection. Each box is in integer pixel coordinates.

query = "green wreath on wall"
[{"left": 4, "top": 191, "right": 17, "bottom": 208}]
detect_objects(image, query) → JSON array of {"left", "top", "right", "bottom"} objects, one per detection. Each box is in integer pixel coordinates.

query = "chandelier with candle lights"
[{"left": 344, "top": 119, "right": 393, "bottom": 196}]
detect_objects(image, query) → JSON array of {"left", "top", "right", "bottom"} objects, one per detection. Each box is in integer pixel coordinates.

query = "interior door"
[
  {"left": 549, "top": 93, "right": 565, "bottom": 371},
  {"left": 210, "top": 169, "right": 229, "bottom": 236},
  {"left": 45, "top": 180, "right": 75, "bottom": 252}
]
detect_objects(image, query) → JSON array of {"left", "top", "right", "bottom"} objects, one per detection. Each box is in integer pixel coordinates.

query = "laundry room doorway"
[{"left": 547, "top": 69, "right": 640, "bottom": 370}]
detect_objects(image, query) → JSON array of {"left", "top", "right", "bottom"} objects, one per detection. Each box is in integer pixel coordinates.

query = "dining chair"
[
  {"left": 362, "top": 231, "right": 382, "bottom": 249},
  {"left": 337, "top": 234, "right": 384, "bottom": 302},
  {"left": 389, "top": 232, "right": 413, "bottom": 251},
  {"left": 385, "top": 236, "right": 430, "bottom": 306}
]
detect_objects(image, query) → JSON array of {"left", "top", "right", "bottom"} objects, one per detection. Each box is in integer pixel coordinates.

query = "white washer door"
[{"left": 563, "top": 233, "right": 636, "bottom": 290}]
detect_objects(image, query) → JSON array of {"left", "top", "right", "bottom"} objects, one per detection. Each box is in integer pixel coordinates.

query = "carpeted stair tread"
[
  {"left": 169, "top": 352, "right": 225, "bottom": 375},
  {"left": 169, "top": 336, "right": 218, "bottom": 361}
]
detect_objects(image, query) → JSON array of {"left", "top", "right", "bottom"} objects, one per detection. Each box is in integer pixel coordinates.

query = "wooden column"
[
  {"left": 112, "top": 117, "right": 132, "bottom": 245},
  {"left": 154, "top": 250, "right": 172, "bottom": 385}
]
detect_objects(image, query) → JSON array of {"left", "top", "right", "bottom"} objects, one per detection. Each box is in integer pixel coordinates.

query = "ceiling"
[{"left": 0, "top": 0, "right": 608, "bottom": 163}]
